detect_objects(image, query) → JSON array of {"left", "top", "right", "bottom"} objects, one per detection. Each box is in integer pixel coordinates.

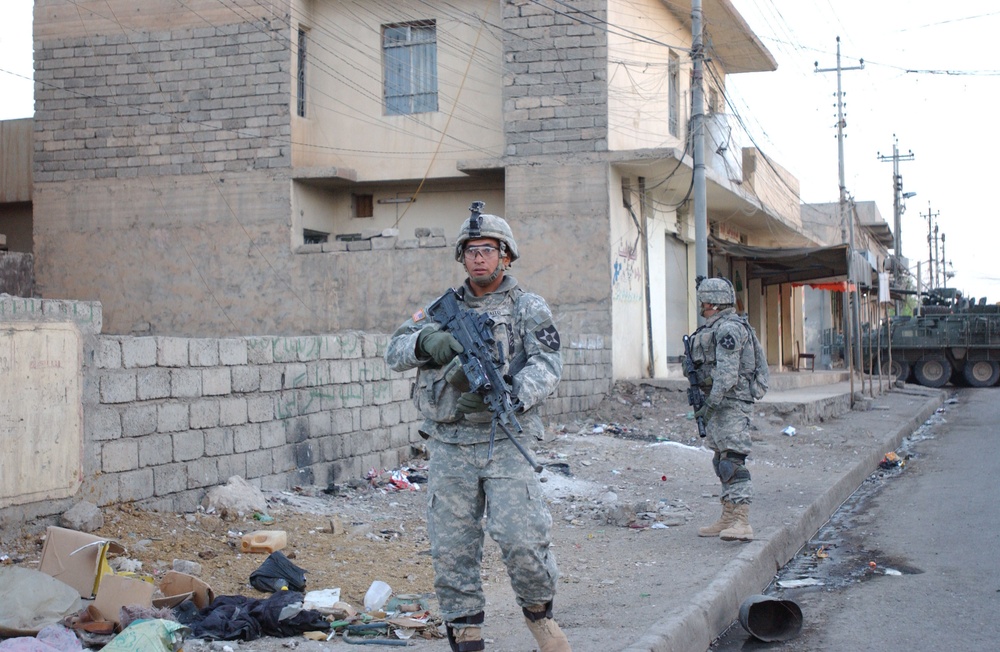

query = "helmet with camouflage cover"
[
  {"left": 697, "top": 277, "right": 736, "bottom": 306},
  {"left": 454, "top": 201, "right": 519, "bottom": 263}
]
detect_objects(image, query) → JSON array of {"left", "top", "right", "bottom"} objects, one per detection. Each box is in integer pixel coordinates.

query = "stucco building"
[{"left": 14, "top": 0, "right": 876, "bottom": 380}]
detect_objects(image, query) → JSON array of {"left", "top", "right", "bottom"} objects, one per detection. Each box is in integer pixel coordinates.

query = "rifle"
[
  {"left": 426, "top": 288, "right": 543, "bottom": 472},
  {"left": 682, "top": 334, "right": 708, "bottom": 438}
]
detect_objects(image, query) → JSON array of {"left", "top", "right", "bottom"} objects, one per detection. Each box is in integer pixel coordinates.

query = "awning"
[
  {"left": 711, "top": 238, "right": 880, "bottom": 287},
  {"left": 710, "top": 239, "right": 849, "bottom": 286}
]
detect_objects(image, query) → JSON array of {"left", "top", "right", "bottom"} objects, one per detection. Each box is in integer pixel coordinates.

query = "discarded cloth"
[
  {"left": 178, "top": 591, "right": 328, "bottom": 641},
  {"left": 0, "top": 623, "right": 82, "bottom": 652}
]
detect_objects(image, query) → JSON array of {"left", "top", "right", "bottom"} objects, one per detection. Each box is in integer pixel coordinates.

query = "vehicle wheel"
[
  {"left": 962, "top": 360, "right": 1000, "bottom": 387},
  {"left": 914, "top": 355, "right": 951, "bottom": 388},
  {"left": 881, "top": 359, "right": 911, "bottom": 382}
]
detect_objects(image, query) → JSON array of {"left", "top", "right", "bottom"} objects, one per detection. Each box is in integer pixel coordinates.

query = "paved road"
[{"left": 711, "top": 388, "right": 1000, "bottom": 651}]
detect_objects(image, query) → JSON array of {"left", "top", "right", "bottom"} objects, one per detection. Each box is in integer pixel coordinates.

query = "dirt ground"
[{"left": 2, "top": 381, "right": 801, "bottom": 650}]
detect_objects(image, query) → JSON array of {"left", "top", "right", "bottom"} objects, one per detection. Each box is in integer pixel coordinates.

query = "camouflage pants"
[
  {"left": 706, "top": 398, "right": 754, "bottom": 505},
  {"left": 426, "top": 437, "right": 559, "bottom": 623}
]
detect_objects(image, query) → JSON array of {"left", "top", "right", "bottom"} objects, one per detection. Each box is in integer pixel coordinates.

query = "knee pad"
[
  {"left": 522, "top": 601, "right": 554, "bottom": 622},
  {"left": 718, "top": 452, "right": 749, "bottom": 484}
]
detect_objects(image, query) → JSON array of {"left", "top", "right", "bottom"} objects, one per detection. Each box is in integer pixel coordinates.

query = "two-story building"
[{"left": 18, "top": 0, "right": 861, "bottom": 385}]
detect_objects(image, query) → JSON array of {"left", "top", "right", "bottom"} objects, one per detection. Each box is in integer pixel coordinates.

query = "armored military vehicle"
[{"left": 873, "top": 289, "right": 1000, "bottom": 388}]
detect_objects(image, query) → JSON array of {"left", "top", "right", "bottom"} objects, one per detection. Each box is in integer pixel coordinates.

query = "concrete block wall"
[
  {"left": 32, "top": 14, "right": 290, "bottom": 182},
  {"left": 1, "top": 297, "right": 610, "bottom": 526},
  {"left": 502, "top": 0, "right": 609, "bottom": 157},
  {"left": 86, "top": 331, "right": 609, "bottom": 513},
  {"left": 84, "top": 332, "right": 423, "bottom": 513}
]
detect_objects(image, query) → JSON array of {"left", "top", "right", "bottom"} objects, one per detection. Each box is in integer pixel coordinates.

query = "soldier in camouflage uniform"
[
  {"left": 686, "top": 277, "right": 758, "bottom": 541},
  {"left": 385, "top": 205, "right": 570, "bottom": 652}
]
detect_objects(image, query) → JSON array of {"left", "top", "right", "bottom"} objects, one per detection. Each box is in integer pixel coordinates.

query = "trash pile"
[{"left": 0, "top": 475, "right": 442, "bottom": 651}]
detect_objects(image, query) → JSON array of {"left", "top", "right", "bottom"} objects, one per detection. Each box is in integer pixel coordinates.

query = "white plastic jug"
[{"left": 363, "top": 580, "right": 392, "bottom": 612}]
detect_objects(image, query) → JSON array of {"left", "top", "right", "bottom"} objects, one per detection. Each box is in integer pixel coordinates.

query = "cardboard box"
[
  {"left": 153, "top": 570, "right": 215, "bottom": 610},
  {"left": 38, "top": 526, "right": 125, "bottom": 598},
  {"left": 93, "top": 574, "right": 155, "bottom": 625}
]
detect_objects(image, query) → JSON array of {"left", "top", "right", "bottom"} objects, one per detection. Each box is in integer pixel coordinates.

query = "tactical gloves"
[
  {"left": 417, "top": 328, "right": 464, "bottom": 366},
  {"left": 457, "top": 392, "right": 488, "bottom": 414},
  {"left": 694, "top": 403, "right": 716, "bottom": 422}
]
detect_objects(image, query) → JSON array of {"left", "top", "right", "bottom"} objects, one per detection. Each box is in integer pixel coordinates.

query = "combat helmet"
[
  {"left": 697, "top": 277, "right": 736, "bottom": 306},
  {"left": 454, "top": 201, "right": 519, "bottom": 263}
]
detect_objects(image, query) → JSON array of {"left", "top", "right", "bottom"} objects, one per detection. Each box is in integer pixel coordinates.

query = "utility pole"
[
  {"left": 923, "top": 202, "right": 939, "bottom": 290},
  {"left": 941, "top": 233, "right": 947, "bottom": 289},
  {"left": 691, "top": 0, "right": 707, "bottom": 286},
  {"left": 816, "top": 37, "right": 864, "bottom": 379},
  {"left": 877, "top": 136, "right": 914, "bottom": 262},
  {"left": 934, "top": 224, "right": 941, "bottom": 288}
]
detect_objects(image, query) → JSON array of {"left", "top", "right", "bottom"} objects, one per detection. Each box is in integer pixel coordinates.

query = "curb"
[{"left": 621, "top": 388, "right": 947, "bottom": 652}]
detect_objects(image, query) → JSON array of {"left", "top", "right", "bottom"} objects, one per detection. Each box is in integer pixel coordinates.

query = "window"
[
  {"left": 708, "top": 87, "right": 719, "bottom": 115},
  {"left": 297, "top": 28, "right": 307, "bottom": 117},
  {"left": 383, "top": 21, "right": 438, "bottom": 115},
  {"left": 303, "top": 229, "right": 328, "bottom": 244},
  {"left": 668, "top": 51, "right": 680, "bottom": 137},
  {"left": 353, "top": 194, "right": 374, "bottom": 218}
]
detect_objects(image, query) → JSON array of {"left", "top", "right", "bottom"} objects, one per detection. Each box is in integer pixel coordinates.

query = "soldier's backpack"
[{"left": 737, "top": 315, "right": 769, "bottom": 400}]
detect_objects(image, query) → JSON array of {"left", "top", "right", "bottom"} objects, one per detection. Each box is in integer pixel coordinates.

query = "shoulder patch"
[
  {"left": 719, "top": 333, "right": 737, "bottom": 351},
  {"left": 412, "top": 308, "right": 427, "bottom": 323},
  {"left": 535, "top": 324, "right": 561, "bottom": 351}
]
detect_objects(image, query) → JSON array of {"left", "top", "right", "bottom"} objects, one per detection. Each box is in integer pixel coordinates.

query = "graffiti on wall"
[{"left": 612, "top": 236, "right": 643, "bottom": 303}]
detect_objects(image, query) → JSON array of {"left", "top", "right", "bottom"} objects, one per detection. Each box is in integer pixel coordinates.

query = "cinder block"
[
  {"left": 219, "top": 397, "right": 248, "bottom": 426},
  {"left": 186, "top": 456, "right": 220, "bottom": 490},
  {"left": 259, "top": 366, "right": 283, "bottom": 392},
  {"left": 246, "top": 337, "right": 274, "bottom": 364},
  {"left": 231, "top": 365, "right": 261, "bottom": 392},
  {"left": 95, "top": 339, "right": 123, "bottom": 369},
  {"left": 153, "top": 463, "right": 188, "bottom": 496},
  {"left": 122, "top": 404, "right": 158, "bottom": 437},
  {"left": 203, "top": 426, "right": 234, "bottom": 456},
  {"left": 346, "top": 240, "right": 372, "bottom": 251},
  {"left": 139, "top": 434, "right": 174, "bottom": 467},
  {"left": 217, "top": 454, "right": 247, "bottom": 482},
  {"left": 190, "top": 339, "right": 220, "bottom": 366},
  {"left": 360, "top": 405, "right": 380, "bottom": 431},
  {"left": 260, "top": 420, "right": 284, "bottom": 449},
  {"left": 171, "top": 369, "right": 202, "bottom": 398},
  {"left": 136, "top": 368, "right": 171, "bottom": 400},
  {"left": 247, "top": 394, "right": 273, "bottom": 423},
  {"left": 245, "top": 449, "right": 273, "bottom": 478},
  {"left": 189, "top": 399, "right": 221, "bottom": 429},
  {"left": 202, "top": 367, "right": 232, "bottom": 396},
  {"left": 157, "top": 337, "right": 189, "bottom": 367},
  {"left": 122, "top": 337, "right": 157, "bottom": 368},
  {"left": 102, "top": 439, "right": 138, "bottom": 473},
  {"left": 370, "top": 236, "right": 396, "bottom": 250},
  {"left": 100, "top": 371, "right": 137, "bottom": 404},
  {"left": 218, "top": 338, "right": 248, "bottom": 365},
  {"left": 157, "top": 402, "right": 190, "bottom": 433},
  {"left": 118, "top": 468, "right": 155, "bottom": 502},
  {"left": 86, "top": 407, "right": 122, "bottom": 442},
  {"left": 173, "top": 430, "right": 205, "bottom": 462}
]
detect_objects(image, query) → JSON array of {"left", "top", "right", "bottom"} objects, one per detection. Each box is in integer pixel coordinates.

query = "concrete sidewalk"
[{"left": 620, "top": 375, "right": 946, "bottom": 652}]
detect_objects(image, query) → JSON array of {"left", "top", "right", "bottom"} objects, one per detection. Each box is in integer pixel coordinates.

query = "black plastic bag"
[{"left": 249, "top": 551, "right": 307, "bottom": 593}]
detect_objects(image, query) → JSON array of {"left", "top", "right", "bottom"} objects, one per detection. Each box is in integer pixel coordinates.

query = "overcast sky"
[{"left": 2, "top": 1, "right": 998, "bottom": 301}]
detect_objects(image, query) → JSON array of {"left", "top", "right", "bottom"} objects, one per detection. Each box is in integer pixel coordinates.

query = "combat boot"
[
  {"left": 523, "top": 602, "right": 571, "bottom": 652},
  {"left": 719, "top": 503, "right": 753, "bottom": 541},
  {"left": 698, "top": 501, "right": 737, "bottom": 537},
  {"left": 446, "top": 612, "right": 484, "bottom": 652}
]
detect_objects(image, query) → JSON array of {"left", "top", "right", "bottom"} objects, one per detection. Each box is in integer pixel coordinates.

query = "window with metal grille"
[
  {"left": 297, "top": 27, "right": 307, "bottom": 117},
  {"left": 668, "top": 50, "right": 680, "bottom": 137},
  {"left": 382, "top": 21, "right": 438, "bottom": 116}
]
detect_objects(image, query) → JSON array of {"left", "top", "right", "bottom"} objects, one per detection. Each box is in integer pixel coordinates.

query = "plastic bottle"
[
  {"left": 364, "top": 580, "right": 392, "bottom": 612},
  {"left": 240, "top": 530, "right": 287, "bottom": 553}
]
